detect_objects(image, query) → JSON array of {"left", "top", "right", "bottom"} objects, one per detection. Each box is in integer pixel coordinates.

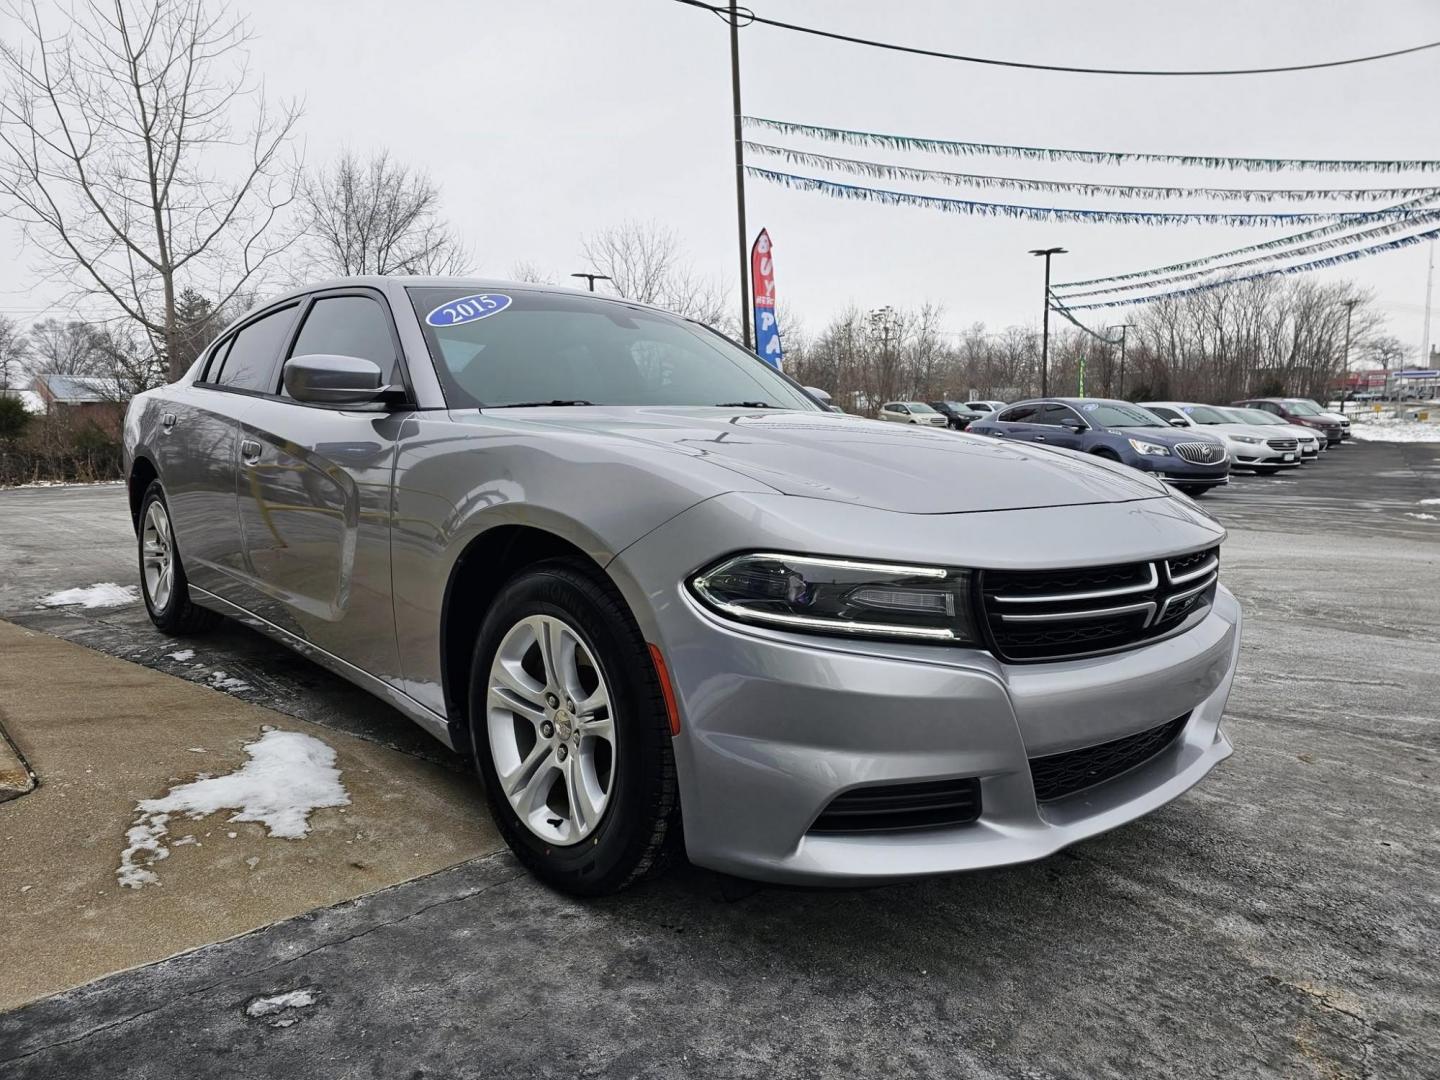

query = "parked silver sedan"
[{"left": 123, "top": 277, "right": 1241, "bottom": 894}]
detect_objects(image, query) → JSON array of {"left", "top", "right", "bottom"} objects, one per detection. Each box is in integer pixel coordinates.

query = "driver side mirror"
[
  {"left": 1060, "top": 417, "right": 1085, "bottom": 430},
  {"left": 1167, "top": 418, "right": 1188, "bottom": 427},
  {"left": 804, "top": 386, "right": 833, "bottom": 405},
  {"left": 284, "top": 354, "right": 404, "bottom": 406}
]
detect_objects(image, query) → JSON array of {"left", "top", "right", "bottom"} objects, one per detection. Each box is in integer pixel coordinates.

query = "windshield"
[
  {"left": 1079, "top": 402, "right": 1166, "bottom": 428},
  {"left": 907, "top": 402, "right": 938, "bottom": 414},
  {"left": 1286, "top": 400, "right": 1323, "bottom": 416},
  {"left": 1182, "top": 405, "right": 1233, "bottom": 425},
  {"left": 1230, "top": 408, "right": 1281, "bottom": 425},
  {"left": 407, "top": 287, "right": 818, "bottom": 410}
]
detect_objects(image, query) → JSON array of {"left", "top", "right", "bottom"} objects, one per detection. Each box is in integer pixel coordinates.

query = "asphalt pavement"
[{"left": 1, "top": 440, "right": 1437, "bottom": 1079}]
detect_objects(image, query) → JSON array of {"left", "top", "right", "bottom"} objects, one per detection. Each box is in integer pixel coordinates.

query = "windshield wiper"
[
  {"left": 487, "top": 399, "right": 596, "bottom": 408},
  {"left": 714, "top": 400, "right": 777, "bottom": 408}
]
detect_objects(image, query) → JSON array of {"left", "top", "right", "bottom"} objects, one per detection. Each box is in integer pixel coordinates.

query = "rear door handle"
[{"left": 240, "top": 439, "right": 262, "bottom": 466}]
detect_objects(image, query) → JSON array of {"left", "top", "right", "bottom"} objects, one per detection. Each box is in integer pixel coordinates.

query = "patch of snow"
[
  {"left": 166, "top": 649, "right": 195, "bottom": 662},
  {"left": 208, "top": 670, "right": 252, "bottom": 692},
  {"left": 1347, "top": 418, "right": 1440, "bottom": 443},
  {"left": 115, "top": 731, "right": 349, "bottom": 889},
  {"left": 37, "top": 583, "right": 139, "bottom": 609},
  {"left": 1419, "top": 498, "right": 1440, "bottom": 506},
  {"left": 1404, "top": 512, "right": 1437, "bottom": 521},
  {"left": 245, "top": 988, "right": 319, "bottom": 1027},
  {"left": 245, "top": 855, "right": 260, "bottom": 869}
]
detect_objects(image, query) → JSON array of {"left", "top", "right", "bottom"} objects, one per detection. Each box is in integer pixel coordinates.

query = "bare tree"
[
  {"left": 0, "top": 314, "right": 29, "bottom": 391},
  {"left": 0, "top": 0, "right": 301, "bottom": 380},
  {"left": 300, "top": 149, "right": 470, "bottom": 278},
  {"left": 27, "top": 317, "right": 105, "bottom": 376},
  {"left": 1363, "top": 333, "right": 1409, "bottom": 371},
  {"left": 509, "top": 260, "right": 554, "bottom": 284},
  {"left": 580, "top": 220, "right": 730, "bottom": 329}
]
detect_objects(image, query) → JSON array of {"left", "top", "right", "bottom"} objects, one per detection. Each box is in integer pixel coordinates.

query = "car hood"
[{"left": 486, "top": 406, "right": 1170, "bottom": 514}]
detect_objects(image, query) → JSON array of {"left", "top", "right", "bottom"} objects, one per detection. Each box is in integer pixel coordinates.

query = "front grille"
[
  {"left": 809, "top": 777, "right": 981, "bottom": 833},
  {"left": 980, "top": 547, "right": 1219, "bottom": 662},
  {"left": 1174, "top": 441, "right": 1225, "bottom": 464},
  {"left": 1266, "top": 437, "right": 1298, "bottom": 451},
  {"left": 1030, "top": 714, "right": 1190, "bottom": 802}
]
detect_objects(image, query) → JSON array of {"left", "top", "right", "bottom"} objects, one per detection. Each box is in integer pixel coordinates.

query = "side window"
[
  {"left": 212, "top": 306, "right": 297, "bottom": 392},
  {"left": 202, "top": 336, "right": 234, "bottom": 382},
  {"left": 998, "top": 404, "right": 1037, "bottom": 423},
  {"left": 1035, "top": 404, "right": 1074, "bottom": 426},
  {"left": 287, "top": 296, "right": 399, "bottom": 389},
  {"left": 1259, "top": 402, "right": 1280, "bottom": 414},
  {"left": 1147, "top": 406, "right": 1181, "bottom": 423}
]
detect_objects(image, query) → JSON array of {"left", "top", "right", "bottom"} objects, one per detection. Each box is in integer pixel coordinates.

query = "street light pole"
[
  {"left": 1030, "top": 247, "right": 1066, "bottom": 397},
  {"left": 1423, "top": 237, "right": 1435, "bottom": 369},
  {"left": 728, "top": 1, "right": 752, "bottom": 349},
  {"left": 569, "top": 273, "right": 612, "bottom": 293},
  {"left": 1340, "top": 298, "right": 1358, "bottom": 413},
  {"left": 1108, "top": 324, "right": 1129, "bottom": 400}
]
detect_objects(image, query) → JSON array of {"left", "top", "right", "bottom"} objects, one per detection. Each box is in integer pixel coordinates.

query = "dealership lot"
[{"left": 1, "top": 439, "right": 1438, "bottom": 1078}]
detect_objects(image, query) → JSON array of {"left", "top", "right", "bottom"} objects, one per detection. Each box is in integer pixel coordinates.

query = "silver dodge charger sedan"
[{"left": 123, "top": 277, "right": 1240, "bottom": 894}]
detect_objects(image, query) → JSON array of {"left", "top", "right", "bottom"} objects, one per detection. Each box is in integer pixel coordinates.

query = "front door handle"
[
  {"left": 1033, "top": 435, "right": 1047, "bottom": 441},
  {"left": 161, "top": 412, "right": 177, "bottom": 432},
  {"left": 240, "top": 439, "right": 262, "bottom": 466}
]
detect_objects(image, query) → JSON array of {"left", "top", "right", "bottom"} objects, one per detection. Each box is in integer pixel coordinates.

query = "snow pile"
[
  {"left": 1405, "top": 512, "right": 1438, "bottom": 522},
  {"left": 245, "top": 988, "right": 319, "bottom": 1028},
  {"left": 1347, "top": 416, "right": 1440, "bottom": 443},
  {"left": 208, "top": 671, "right": 252, "bottom": 692},
  {"left": 38, "top": 583, "right": 138, "bottom": 608},
  {"left": 116, "top": 730, "right": 350, "bottom": 888},
  {"left": 165, "top": 649, "right": 195, "bottom": 662}
]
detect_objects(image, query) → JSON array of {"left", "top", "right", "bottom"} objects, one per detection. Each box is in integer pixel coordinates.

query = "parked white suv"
[
  {"left": 1142, "top": 402, "right": 1303, "bottom": 473},
  {"left": 879, "top": 401, "right": 948, "bottom": 426}
]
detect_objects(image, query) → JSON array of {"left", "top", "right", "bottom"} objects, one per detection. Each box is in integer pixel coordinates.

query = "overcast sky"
[{"left": 3, "top": 0, "right": 1439, "bottom": 360}]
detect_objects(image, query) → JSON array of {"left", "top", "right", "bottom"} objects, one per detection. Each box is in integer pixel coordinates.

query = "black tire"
[
  {"left": 137, "top": 481, "right": 222, "bottom": 635},
  {"left": 467, "top": 560, "right": 681, "bottom": 895},
  {"left": 1175, "top": 485, "right": 1210, "bottom": 498},
  {"left": 1091, "top": 448, "right": 1122, "bottom": 462}
]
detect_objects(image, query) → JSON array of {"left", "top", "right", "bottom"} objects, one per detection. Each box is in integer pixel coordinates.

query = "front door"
[{"left": 232, "top": 290, "right": 409, "bottom": 686}]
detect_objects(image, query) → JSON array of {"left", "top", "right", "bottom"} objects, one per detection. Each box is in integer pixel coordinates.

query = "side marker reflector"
[{"left": 647, "top": 643, "right": 681, "bottom": 736}]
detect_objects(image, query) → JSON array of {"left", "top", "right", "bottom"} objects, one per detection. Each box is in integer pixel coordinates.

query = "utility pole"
[
  {"left": 1341, "top": 298, "right": 1359, "bottom": 413},
  {"left": 1030, "top": 247, "right": 1066, "bottom": 396},
  {"left": 1108, "top": 324, "right": 1128, "bottom": 400},
  {"left": 569, "top": 273, "right": 611, "bottom": 293},
  {"left": 728, "top": 1, "right": 752, "bottom": 349},
  {"left": 1424, "top": 237, "right": 1436, "bottom": 370}
]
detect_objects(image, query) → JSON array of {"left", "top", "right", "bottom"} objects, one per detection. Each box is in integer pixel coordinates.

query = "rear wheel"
[
  {"left": 468, "top": 560, "right": 680, "bottom": 895},
  {"left": 137, "top": 482, "right": 221, "bottom": 635}
]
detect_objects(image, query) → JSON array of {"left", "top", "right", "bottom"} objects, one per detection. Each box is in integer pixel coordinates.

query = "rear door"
[
  {"left": 156, "top": 303, "right": 300, "bottom": 607},
  {"left": 232, "top": 288, "right": 409, "bottom": 684}
]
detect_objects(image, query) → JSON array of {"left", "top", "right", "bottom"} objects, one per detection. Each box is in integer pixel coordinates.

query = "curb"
[{"left": 0, "top": 711, "right": 37, "bottom": 802}]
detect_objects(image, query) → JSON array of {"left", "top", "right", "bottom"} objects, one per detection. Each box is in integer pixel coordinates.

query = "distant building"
[{"left": 29, "top": 373, "right": 124, "bottom": 434}]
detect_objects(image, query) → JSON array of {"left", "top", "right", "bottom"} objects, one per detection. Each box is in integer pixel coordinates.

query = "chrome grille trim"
[
  {"left": 1156, "top": 571, "right": 1219, "bottom": 622},
  {"left": 1266, "top": 438, "right": 1298, "bottom": 451},
  {"left": 1165, "top": 554, "right": 1219, "bottom": 585},
  {"left": 992, "top": 562, "right": 1158, "bottom": 605},
  {"left": 1174, "top": 441, "right": 1225, "bottom": 464},
  {"left": 999, "top": 600, "right": 1158, "bottom": 625}
]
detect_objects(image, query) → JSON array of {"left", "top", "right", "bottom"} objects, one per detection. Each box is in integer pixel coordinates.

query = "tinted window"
[
  {"left": 967, "top": 403, "right": 992, "bottom": 411},
  {"left": 1181, "top": 405, "right": 1230, "bottom": 424},
  {"left": 1146, "top": 405, "right": 1181, "bottom": 422},
  {"left": 907, "top": 403, "right": 938, "bottom": 414},
  {"left": 289, "top": 296, "right": 398, "bottom": 387},
  {"left": 407, "top": 287, "right": 817, "bottom": 411},
  {"left": 1285, "top": 400, "right": 1322, "bottom": 416},
  {"left": 1036, "top": 404, "right": 1079, "bottom": 426},
  {"left": 212, "top": 306, "right": 297, "bottom": 391},
  {"left": 997, "top": 404, "right": 1038, "bottom": 423}
]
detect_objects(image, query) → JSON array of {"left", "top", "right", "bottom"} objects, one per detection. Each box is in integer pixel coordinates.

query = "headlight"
[
  {"left": 1231, "top": 434, "right": 1263, "bottom": 445},
  {"left": 1127, "top": 438, "right": 1171, "bottom": 456},
  {"left": 689, "top": 553, "right": 977, "bottom": 643}
]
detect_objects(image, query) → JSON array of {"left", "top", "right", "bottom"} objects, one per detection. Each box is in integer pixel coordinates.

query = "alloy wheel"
[
  {"left": 141, "top": 500, "right": 174, "bottom": 611},
  {"left": 486, "top": 614, "right": 617, "bottom": 845}
]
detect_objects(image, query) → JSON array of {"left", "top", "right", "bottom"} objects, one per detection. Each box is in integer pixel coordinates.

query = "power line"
[
  {"left": 671, "top": 0, "right": 1440, "bottom": 77},
  {"left": 746, "top": 117, "right": 1440, "bottom": 175},
  {"left": 744, "top": 141, "right": 1440, "bottom": 204}
]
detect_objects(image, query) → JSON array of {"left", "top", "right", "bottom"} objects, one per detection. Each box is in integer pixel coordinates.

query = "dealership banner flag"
[{"left": 751, "top": 229, "right": 783, "bottom": 368}]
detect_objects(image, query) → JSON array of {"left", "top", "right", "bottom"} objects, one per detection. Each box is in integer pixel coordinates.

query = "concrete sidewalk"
[{"left": 0, "top": 620, "right": 502, "bottom": 1010}]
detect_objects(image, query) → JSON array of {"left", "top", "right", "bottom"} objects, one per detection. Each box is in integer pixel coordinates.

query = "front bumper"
[
  {"left": 611, "top": 493, "right": 1238, "bottom": 885},
  {"left": 1229, "top": 442, "right": 1301, "bottom": 468}
]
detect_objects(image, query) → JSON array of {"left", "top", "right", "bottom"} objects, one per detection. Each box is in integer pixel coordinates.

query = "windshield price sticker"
[{"left": 427, "top": 293, "right": 512, "bottom": 327}]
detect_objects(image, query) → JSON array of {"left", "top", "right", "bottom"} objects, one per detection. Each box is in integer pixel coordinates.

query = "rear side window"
[
  {"left": 998, "top": 404, "right": 1037, "bottom": 422},
  {"left": 288, "top": 296, "right": 398, "bottom": 387},
  {"left": 211, "top": 306, "right": 297, "bottom": 391}
]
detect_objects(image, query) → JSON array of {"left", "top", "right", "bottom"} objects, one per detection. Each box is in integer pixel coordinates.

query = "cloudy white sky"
[{"left": 3, "top": 0, "right": 1439, "bottom": 359}]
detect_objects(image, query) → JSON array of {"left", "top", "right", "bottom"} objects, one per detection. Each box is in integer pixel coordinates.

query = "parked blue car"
[{"left": 967, "top": 398, "right": 1231, "bottom": 496}]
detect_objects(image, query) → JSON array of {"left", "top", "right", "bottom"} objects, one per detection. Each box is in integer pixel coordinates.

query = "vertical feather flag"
[{"left": 750, "top": 229, "right": 783, "bottom": 369}]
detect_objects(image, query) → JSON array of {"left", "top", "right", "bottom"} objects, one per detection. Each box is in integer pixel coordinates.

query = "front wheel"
[
  {"left": 468, "top": 561, "right": 680, "bottom": 895},
  {"left": 1174, "top": 485, "right": 1212, "bottom": 498},
  {"left": 137, "top": 482, "right": 221, "bottom": 635}
]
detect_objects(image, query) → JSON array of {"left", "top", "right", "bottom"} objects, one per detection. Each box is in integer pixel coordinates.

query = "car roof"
[{"left": 257, "top": 275, "right": 674, "bottom": 317}]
